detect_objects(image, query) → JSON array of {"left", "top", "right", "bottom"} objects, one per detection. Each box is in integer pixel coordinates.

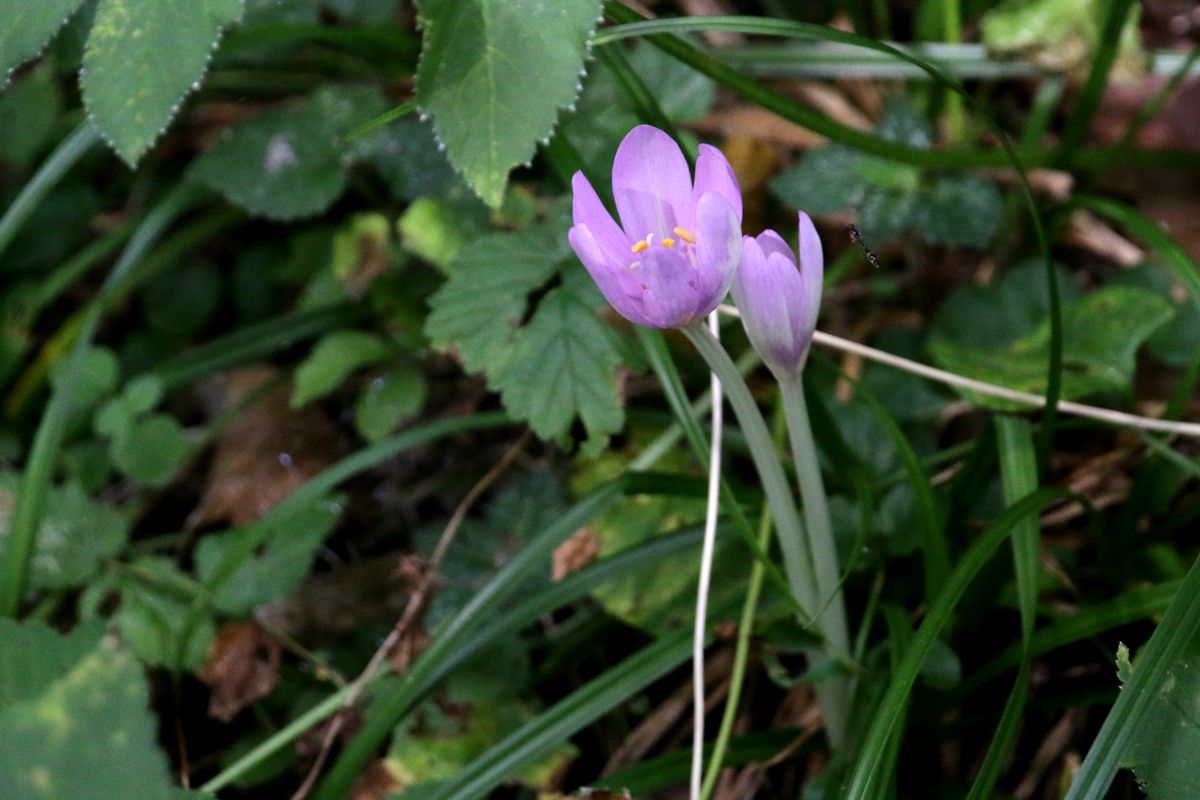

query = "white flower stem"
[
  {"left": 691, "top": 312, "right": 723, "bottom": 800},
  {"left": 682, "top": 321, "right": 852, "bottom": 747}
]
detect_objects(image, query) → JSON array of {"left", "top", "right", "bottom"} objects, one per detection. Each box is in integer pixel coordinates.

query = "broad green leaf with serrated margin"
[
  {"left": 0, "top": 618, "right": 102, "bottom": 710},
  {"left": 930, "top": 286, "right": 1173, "bottom": 410},
  {"left": 425, "top": 229, "right": 563, "bottom": 376},
  {"left": 0, "top": 0, "right": 85, "bottom": 80},
  {"left": 492, "top": 269, "right": 623, "bottom": 449},
  {"left": 0, "top": 475, "right": 128, "bottom": 590},
  {"left": 416, "top": 0, "right": 603, "bottom": 207},
  {"left": 0, "top": 641, "right": 178, "bottom": 800},
  {"left": 292, "top": 330, "right": 392, "bottom": 407},
  {"left": 81, "top": 0, "right": 245, "bottom": 165},
  {"left": 1117, "top": 644, "right": 1200, "bottom": 798}
]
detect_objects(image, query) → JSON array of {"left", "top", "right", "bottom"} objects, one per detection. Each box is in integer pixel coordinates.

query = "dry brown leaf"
[
  {"left": 552, "top": 527, "right": 601, "bottom": 581},
  {"left": 198, "top": 623, "right": 282, "bottom": 722},
  {"left": 189, "top": 365, "right": 341, "bottom": 528},
  {"left": 349, "top": 760, "right": 401, "bottom": 800}
]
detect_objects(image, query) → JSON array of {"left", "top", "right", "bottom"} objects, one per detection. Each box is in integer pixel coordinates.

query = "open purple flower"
[
  {"left": 568, "top": 125, "right": 743, "bottom": 328},
  {"left": 730, "top": 212, "right": 824, "bottom": 377}
]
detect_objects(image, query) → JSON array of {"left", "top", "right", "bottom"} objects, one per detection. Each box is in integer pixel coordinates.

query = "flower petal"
[
  {"left": 796, "top": 211, "right": 824, "bottom": 325},
  {"left": 569, "top": 224, "right": 651, "bottom": 326},
  {"left": 638, "top": 247, "right": 701, "bottom": 328},
  {"left": 693, "top": 144, "right": 743, "bottom": 224},
  {"left": 755, "top": 228, "right": 796, "bottom": 265},
  {"left": 572, "top": 171, "right": 628, "bottom": 263},
  {"left": 731, "top": 237, "right": 804, "bottom": 374},
  {"left": 612, "top": 125, "right": 694, "bottom": 240},
  {"left": 691, "top": 191, "right": 742, "bottom": 316}
]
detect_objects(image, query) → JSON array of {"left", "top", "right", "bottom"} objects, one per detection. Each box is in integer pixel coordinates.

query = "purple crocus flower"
[
  {"left": 730, "top": 212, "right": 824, "bottom": 377},
  {"left": 568, "top": 125, "right": 743, "bottom": 329}
]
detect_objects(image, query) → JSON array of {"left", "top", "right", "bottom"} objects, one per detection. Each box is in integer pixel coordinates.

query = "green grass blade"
[
  {"left": 1057, "top": 0, "right": 1137, "bottom": 157},
  {"left": 0, "top": 184, "right": 200, "bottom": 617},
  {"left": 1064, "top": 551, "right": 1200, "bottom": 800},
  {"left": 0, "top": 123, "right": 101, "bottom": 263},
  {"left": 430, "top": 624, "right": 701, "bottom": 800},
  {"left": 843, "top": 487, "right": 1069, "bottom": 799},
  {"left": 964, "top": 416, "right": 1040, "bottom": 799},
  {"left": 995, "top": 416, "right": 1040, "bottom": 641}
]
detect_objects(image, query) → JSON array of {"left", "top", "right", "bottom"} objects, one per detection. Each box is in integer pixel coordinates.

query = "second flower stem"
[
  {"left": 778, "top": 372, "right": 852, "bottom": 659},
  {"left": 682, "top": 322, "right": 852, "bottom": 745}
]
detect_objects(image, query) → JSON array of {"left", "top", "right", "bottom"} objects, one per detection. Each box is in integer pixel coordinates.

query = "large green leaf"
[
  {"left": 0, "top": 0, "right": 86, "bottom": 79},
  {"left": 492, "top": 268, "right": 624, "bottom": 450},
  {"left": 424, "top": 228, "right": 563, "bottom": 376},
  {"left": 0, "top": 619, "right": 103, "bottom": 710},
  {"left": 0, "top": 640, "right": 178, "bottom": 800},
  {"left": 415, "top": 0, "right": 602, "bottom": 207},
  {"left": 80, "top": 0, "right": 245, "bottom": 165},
  {"left": 1116, "top": 644, "right": 1200, "bottom": 798}
]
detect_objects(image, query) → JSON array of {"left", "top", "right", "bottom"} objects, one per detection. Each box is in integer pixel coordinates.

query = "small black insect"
[{"left": 846, "top": 224, "right": 880, "bottom": 268}]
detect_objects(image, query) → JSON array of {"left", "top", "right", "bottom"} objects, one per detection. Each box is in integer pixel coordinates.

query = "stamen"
[
  {"left": 662, "top": 238, "right": 676, "bottom": 248},
  {"left": 630, "top": 233, "right": 654, "bottom": 254},
  {"left": 673, "top": 226, "right": 696, "bottom": 244}
]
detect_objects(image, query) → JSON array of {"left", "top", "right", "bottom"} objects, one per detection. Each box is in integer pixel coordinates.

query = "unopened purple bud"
[
  {"left": 567, "top": 125, "right": 743, "bottom": 329},
  {"left": 730, "top": 212, "right": 824, "bottom": 377}
]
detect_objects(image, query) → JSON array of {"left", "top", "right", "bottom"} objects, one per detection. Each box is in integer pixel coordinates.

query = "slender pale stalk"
[
  {"left": 681, "top": 322, "right": 852, "bottom": 745},
  {"left": 701, "top": 497, "right": 774, "bottom": 800},
  {"left": 691, "top": 313, "right": 723, "bottom": 800},
  {"left": 778, "top": 373, "right": 851, "bottom": 657},
  {"left": 779, "top": 372, "right": 856, "bottom": 737}
]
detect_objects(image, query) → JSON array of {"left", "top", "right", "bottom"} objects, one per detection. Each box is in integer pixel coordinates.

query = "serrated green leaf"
[
  {"left": 0, "top": 0, "right": 86, "bottom": 79},
  {"left": 80, "top": 0, "right": 245, "bottom": 165},
  {"left": 1117, "top": 646, "right": 1200, "bottom": 798},
  {"left": 769, "top": 145, "right": 870, "bottom": 216},
  {"left": 292, "top": 330, "right": 392, "bottom": 407},
  {"left": 930, "top": 285, "right": 1174, "bottom": 409},
  {"left": 0, "top": 618, "right": 103, "bottom": 710},
  {"left": 0, "top": 641, "right": 178, "bottom": 800},
  {"left": 492, "top": 269, "right": 623, "bottom": 449},
  {"left": 354, "top": 363, "right": 428, "bottom": 442},
  {"left": 0, "top": 475, "right": 129, "bottom": 591},
  {"left": 194, "top": 496, "right": 340, "bottom": 614},
  {"left": 424, "top": 229, "right": 562, "bottom": 375},
  {"left": 110, "top": 414, "right": 190, "bottom": 487},
  {"left": 416, "top": 0, "right": 602, "bottom": 207}
]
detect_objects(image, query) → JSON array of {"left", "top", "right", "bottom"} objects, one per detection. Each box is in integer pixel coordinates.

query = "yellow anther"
[
  {"left": 673, "top": 226, "right": 696, "bottom": 244},
  {"left": 631, "top": 240, "right": 648, "bottom": 253},
  {"left": 662, "top": 238, "right": 676, "bottom": 248}
]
